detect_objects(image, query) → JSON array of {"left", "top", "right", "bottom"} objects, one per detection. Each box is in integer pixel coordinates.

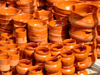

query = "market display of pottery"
[{"left": 0, "top": 0, "right": 100, "bottom": 75}]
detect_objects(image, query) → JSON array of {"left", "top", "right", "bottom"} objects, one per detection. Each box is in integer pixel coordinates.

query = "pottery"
[
  {"left": 73, "top": 44, "right": 89, "bottom": 62},
  {"left": 24, "top": 42, "right": 39, "bottom": 58},
  {"left": 34, "top": 47, "right": 51, "bottom": 63},
  {"left": 36, "top": 0, "right": 46, "bottom": 7},
  {"left": 1, "top": 69, "right": 12, "bottom": 75},
  {"left": 0, "top": 18, "right": 13, "bottom": 25},
  {"left": 0, "top": 46, "right": 10, "bottom": 54},
  {"left": 8, "top": 44, "right": 18, "bottom": 51},
  {"left": 69, "top": 3, "right": 98, "bottom": 29},
  {"left": 16, "top": 59, "right": 32, "bottom": 75},
  {"left": 0, "top": 1, "right": 6, "bottom": 7},
  {"left": 46, "top": 71, "right": 62, "bottom": 75},
  {"left": 8, "top": 36, "right": 16, "bottom": 44},
  {"left": 61, "top": 65, "right": 75, "bottom": 75},
  {"left": 44, "top": 57, "right": 61, "bottom": 73},
  {"left": 1, "top": 33, "right": 12, "bottom": 40},
  {"left": 0, "top": 54, "right": 10, "bottom": 71},
  {"left": 61, "top": 51, "right": 75, "bottom": 66},
  {"left": 39, "top": 43, "right": 52, "bottom": 49},
  {"left": 97, "top": 44, "right": 100, "bottom": 57},
  {"left": 76, "top": 69, "right": 88, "bottom": 75},
  {"left": 18, "top": 0, "right": 32, "bottom": 4}
]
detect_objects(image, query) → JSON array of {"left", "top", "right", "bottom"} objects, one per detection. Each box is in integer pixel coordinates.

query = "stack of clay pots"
[
  {"left": 28, "top": 19, "right": 48, "bottom": 43},
  {"left": 6, "top": 0, "right": 17, "bottom": 7},
  {"left": 48, "top": 20, "right": 68, "bottom": 43}
]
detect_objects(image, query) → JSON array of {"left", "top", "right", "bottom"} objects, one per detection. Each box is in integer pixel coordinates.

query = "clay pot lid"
[
  {"left": 0, "top": 7, "right": 21, "bottom": 16},
  {"left": 49, "top": 20, "right": 67, "bottom": 27},
  {"left": 54, "top": 1, "right": 81, "bottom": 11},
  {"left": 17, "top": 0, "right": 32, "bottom": 4},
  {"left": 15, "top": 28, "right": 26, "bottom": 33},
  {"left": 28, "top": 19, "right": 47, "bottom": 27},
  {"left": 13, "top": 13, "right": 33, "bottom": 23},
  {"left": 71, "top": 3, "right": 98, "bottom": 16}
]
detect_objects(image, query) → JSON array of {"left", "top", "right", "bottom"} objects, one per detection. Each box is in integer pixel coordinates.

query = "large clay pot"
[
  {"left": 76, "top": 69, "right": 88, "bottom": 75},
  {"left": 44, "top": 57, "right": 61, "bottom": 73},
  {"left": 73, "top": 44, "right": 89, "bottom": 62},
  {"left": 69, "top": 3, "right": 98, "bottom": 29}
]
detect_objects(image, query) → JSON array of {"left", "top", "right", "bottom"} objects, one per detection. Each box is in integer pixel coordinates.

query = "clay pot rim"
[
  {"left": 39, "top": 43, "right": 52, "bottom": 47},
  {"left": 61, "top": 51, "right": 74, "bottom": 57},
  {"left": 8, "top": 51, "right": 19, "bottom": 56},
  {"left": 8, "top": 44, "right": 18, "bottom": 50},
  {"left": 14, "top": 24, "right": 26, "bottom": 28},
  {"left": 76, "top": 69, "right": 87, "bottom": 74},
  {"left": 48, "top": 20, "right": 67, "bottom": 27},
  {"left": 16, "top": 0, "right": 33, "bottom": 5},
  {"left": 0, "top": 41, "right": 10, "bottom": 45},
  {"left": 0, "top": 54, "right": 10, "bottom": 60},
  {"left": 2, "top": 68, "right": 12, "bottom": 73},
  {"left": 15, "top": 28, "right": 26, "bottom": 33},
  {"left": 0, "top": 46, "right": 10, "bottom": 51},
  {"left": 63, "top": 39, "right": 76, "bottom": 46}
]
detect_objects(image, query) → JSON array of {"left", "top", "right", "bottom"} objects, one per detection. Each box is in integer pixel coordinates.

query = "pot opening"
[
  {"left": 0, "top": 54, "right": 9, "bottom": 60},
  {"left": 62, "top": 51, "right": 73, "bottom": 57},
  {"left": 31, "top": 67, "right": 41, "bottom": 72},
  {"left": 47, "top": 57, "right": 58, "bottom": 63},
  {"left": 37, "top": 47, "right": 49, "bottom": 54},
  {"left": 63, "top": 39, "right": 75, "bottom": 45},
  {"left": 52, "top": 44, "right": 63, "bottom": 50},
  {"left": 26, "top": 43, "right": 38, "bottom": 49},
  {"left": 19, "top": 59, "right": 31, "bottom": 66},
  {"left": 15, "top": 28, "right": 26, "bottom": 33}
]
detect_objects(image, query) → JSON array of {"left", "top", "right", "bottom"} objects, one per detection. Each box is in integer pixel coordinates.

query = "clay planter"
[
  {"left": 34, "top": 47, "right": 51, "bottom": 63},
  {"left": 46, "top": 71, "right": 62, "bottom": 75},
  {"left": 0, "top": 46, "right": 10, "bottom": 54},
  {"left": 24, "top": 42, "right": 39, "bottom": 58},
  {"left": 16, "top": 59, "right": 32, "bottom": 75},
  {"left": 61, "top": 65, "right": 75, "bottom": 75},
  {"left": 44, "top": 57, "right": 61, "bottom": 73},
  {"left": 0, "top": 41, "right": 10, "bottom": 46},
  {"left": 13, "top": 12, "right": 33, "bottom": 25},
  {"left": 61, "top": 51, "right": 75, "bottom": 66},
  {"left": 8, "top": 51, "right": 19, "bottom": 67},
  {"left": 73, "top": 44, "right": 89, "bottom": 62},
  {"left": 0, "top": 7, "right": 21, "bottom": 20},
  {"left": 69, "top": 3, "right": 98, "bottom": 29},
  {"left": 69, "top": 26, "right": 94, "bottom": 43},
  {"left": 0, "top": 54, "right": 10, "bottom": 71},
  {"left": 75, "top": 58, "right": 88, "bottom": 71},
  {"left": 28, "top": 65, "right": 43, "bottom": 75},
  {"left": 1, "top": 69, "right": 12, "bottom": 75},
  {"left": 76, "top": 70, "right": 88, "bottom": 75},
  {"left": 15, "top": 28, "right": 27, "bottom": 44},
  {"left": 51, "top": 43, "right": 64, "bottom": 57},
  {"left": 0, "top": 1, "right": 6, "bottom": 7}
]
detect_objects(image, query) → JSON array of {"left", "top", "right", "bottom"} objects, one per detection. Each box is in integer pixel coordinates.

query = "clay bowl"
[
  {"left": 0, "top": 1, "right": 6, "bottom": 7},
  {"left": 13, "top": 12, "right": 33, "bottom": 25},
  {"left": 54, "top": 1, "right": 82, "bottom": 15},
  {"left": 0, "top": 7, "right": 21, "bottom": 20}
]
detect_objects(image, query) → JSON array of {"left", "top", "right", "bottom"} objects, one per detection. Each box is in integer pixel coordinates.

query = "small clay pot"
[
  {"left": 8, "top": 44, "right": 18, "bottom": 51},
  {"left": 73, "top": 44, "right": 89, "bottom": 62},
  {"left": 0, "top": 46, "right": 10, "bottom": 54},
  {"left": 8, "top": 51, "right": 19, "bottom": 67},
  {"left": 61, "top": 65, "right": 75, "bottom": 75},
  {"left": 16, "top": 59, "right": 32, "bottom": 75},
  {"left": 34, "top": 47, "right": 51, "bottom": 63},
  {"left": 0, "top": 18, "right": 13, "bottom": 25},
  {"left": 46, "top": 71, "right": 62, "bottom": 75},
  {"left": 61, "top": 51, "right": 75, "bottom": 66},
  {"left": 1, "top": 69, "right": 12, "bottom": 75},
  {"left": 0, "top": 54, "right": 10, "bottom": 71},
  {"left": 8, "top": 36, "right": 16, "bottom": 44},
  {"left": 1, "top": 33, "right": 12, "bottom": 40},
  {"left": 44, "top": 57, "right": 61, "bottom": 73},
  {"left": 76, "top": 69, "right": 88, "bottom": 75},
  {"left": 0, "top": 1, "right": 6, "bottom": 7},
  {"left": 39, "top": 43, "right": 52, "bottom": 49}
]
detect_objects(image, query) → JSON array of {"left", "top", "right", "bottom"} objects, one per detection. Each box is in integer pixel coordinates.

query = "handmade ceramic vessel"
[
  {"left": 1, "top": 69, "right": 12, "bottom": 75},
  {"left": 76, "top": 69, "right": 88, "bottom": 75},
  {"left": 1, "top": 33, "right": 12, "bottom": 40},
  {"left": 39, "top": 43, "right": 52, "bottom": 49},
  {"left": 46, "top": 71, "right": 62, "bottom": 75},
  {"left": 8, "top": 44, "right": 18, "bottom": 51}
]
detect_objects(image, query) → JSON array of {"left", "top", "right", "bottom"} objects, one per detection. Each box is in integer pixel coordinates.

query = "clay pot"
[
  {"left": 61, "top": 65, "right": 75, "bottom": 75},
  {"left": 8, "top": 51, "right": 19, "bottom": 67},
  {"left": 69, "top": 3, "right": 98, "bottom": 29},
  {"left": 39, "top": 43, "right": 52, "bottom": 49},
  {"left": 44, "top": 57, "right": 61, "bottom": 73},
  {"left": 24, "top": 42, "right": 39, "bottom": 58},
  {"left": 1, "top": 69, "right": 12, "bottom": 75},
  {"left": 15, "top": 28, "right": 27, "bottom": 44},
  {"left": 61, "top": 51, "right": 75, "bottom": 66},
  {"left": 51, "top": 43, "right": 64, "bottom": 57},
  {"left": 0, "top": 1, "right": 6, "bottom": 7},
  {"left": 8, "top": 44, "right": 18, "bottom": 51},
  {"left": 16, "top": 59, "right": 32, "bottom": 75},
  {"left": 75, "top": 58, "right": 88, "bottom": 71},
  {"left": 46, "top": 71, "right": 62, "bottom": 75},
  {"left": 0, "top": 54, "right": 10, "bottom": 71},
  {"left": 18, "top": 0, "right": 32, "bottom": 4},
  {"left": 76, "top": 70, "right": 88, "bottom": 75},
  {"left": 73, "top": 44, "right": 89, "bottom": 62},
  {"left": 36, "top": 0, "right": 46, "bottom": 7},
  {"left": 0, "top": 46, "right": 10, "bottom": 54},
  {"left": 8, "top": 36, "right": 16, "bottom": 44},
  {"left": 0, "top": 18, "right": 13, "bottom": 25},
  {"left": 1, "top": 33, "right": 12, "bottom": 40},
  {"left": 97, "top": 44, "right": 100, "bottom": 57},
  {"left": 34, "top": 47, "right": 51, "bottom": 63},
  {"left": 28, "top": 65, "right": 43, "bottom": 75}
]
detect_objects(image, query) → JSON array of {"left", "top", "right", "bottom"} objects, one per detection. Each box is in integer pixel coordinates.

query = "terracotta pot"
[
  {"left": 1, "top": 69, "right": 12, "bottom": 75},
  {"left": 8, "top": 36, "right": 16, "bottom": 44},
  {"left": 36, "top": 0, "right": 46, "bottom": 7},
  {"left": 76, "top": 70, "right": 88, "bottom": 75},
  {"left": 18, "top": 0, "right": 32, "bottom": 4},
  {"left": 0, "top": 54, "right": 10, "bottom": 71},
  {"left": 24, "top": 42, "right": 39, "bottom": 58},
  {"left": 44, "top": 57, "right": 61, "bottom": 73},
  {"left": 69, "top": 3, "right": 98, "bottom": 29},
  {"left": 16, "top": 59, "right": 32, "bottom": 75},
  {"left": 97, "top": 44, "right": 100, "bottom": 57},
  {"left": 75, "top": 58, "right": 88, "bottom": 71},
  {"left": 1, "top": 33, "right": 12, "bottom": 40},
  {"left": 61, "top": 51, "right": 75, "bottom": 66},
  {"left": 69, "top": 26, "right": 95, "bottom": 43},
  {"left": 8, "top": 44, "right": 18, "bottom": 51},
  {"left": 28, "top": 65, "right": 43, "bottom": 75},
  {"left": 15, "top": 28, "right": 27, "bottom": 44},
  {"left": 8, "top": 51, "right": 19, "bottom": 67},
  {"left": 51, "top": 43, "right": 64, "bottom": 57},
  {"left": 73, "top": 44, "right": 89, "bottom": 62},
  {"left": 61, "top": 65, "right": 75, "bottom": 75},
  {"left": 0, "top": 46, "right": 10, "bottom": 54},
  {"left": 0, "top": 18, "right": 13, "bottom": 25},
  {"left": 39, "top": 43, "right": 52, "bottom": 49},
  {"left": 0, "top": 1, "right": 6, "bottom": 7},
  {"left": 46, "top": 71, "right": 62, "bottom": 75},
  {"left": 34, "top": 47, "right": 51, "bottom": 63}
]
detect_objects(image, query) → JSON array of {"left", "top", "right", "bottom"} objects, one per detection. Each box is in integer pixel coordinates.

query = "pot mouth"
[
  {"left": 8, "top": 44, "right": 18, "bottom": 49},
  {"left": 1, "top": 33, "right": 12, "bottom": 37},
  {"left": 0, "top": 54, "right": 10, "bottom": 60},
  {"left": 0, "top": 46, "right": 10, "bottom": 51},
  {"left": 39, "top": 43, "right": 52, "bottom": 47},
  {"left": 61, "top": 51, "right": 73, "bottom": 57},
  {"left": 8, "top": 51, "right": 19, "bottom": 56},
  {"left": 29, "top": 66, "right": 42, "bottom": 73},
  {"left": 51, "top": 44, "right": 63, "bottom": 51},
  {"left": 16, "top": 0, "right": 32, "bottom": 4},
  {"left": 15, "top": 28, "right": 26, "bottom": 33},
  {"left": 26, "top": 43, "right": 38, "bottom": 50},
  {"left": 48, "top": 20, "right": 67, "bottom": 27},
  {"left": 63, "top": 39, "right": 76, "bottom": 45},
  {"left": 0, "top": 41, "right": 10, "bottom": 45}
]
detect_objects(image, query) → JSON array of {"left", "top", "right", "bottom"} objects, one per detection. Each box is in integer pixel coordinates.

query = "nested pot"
[
  {"left": 0, "top": 1, "right": 6, "bottom": 7},
  {"left": 34, "top": 46, "right": 51, "bottom": 63},
  {"left": 76, "top": 69, "right": 88, "bottom": 75},
  {"left": 8, "top": 44, "right": 18, "bottom": 51},
  {"left": 16, "top": 59, "right": 32, "bottom": 75},
  {"left": 46, "top": 71, "right": 62, "bottom": 75},
  {"left": 0, "top": 54, "right": 10, "bottom": 71},
  {"left": 1, "top": 69, "right": 12, "bottom": 75},
  {"left": 69, "top": 3, "right": 98, "bottom": 29},
  {"left": 61, "top": 51, "right": 75, "bottom": 66},
  {"left": 73, "top": 44, "right": 89, "bottom": 62},
  {"left": 44, "top": 57, "right": 61, "bottom": 73}
]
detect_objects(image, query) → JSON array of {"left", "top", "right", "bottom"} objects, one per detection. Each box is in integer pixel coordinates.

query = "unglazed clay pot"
[
  {"left": 69, "top": 3, "right": 98, "bottom": 29},
  {"left": 8, "top": 36, "right": 16, "bottom": 44},
  {"left": 34, "top": 47, "right": 51, "bottom": 63},
  {"left": 61, "top": 65, "right": 75, "bottom": 75},
  {"left": 0, "top": 46, "right": 10, "bottom": 54},
  {"left": 73, "top": 44, "right": 89, "bottom": 62},
  {"left": 61, "top": 51, "right": 75, "bottom": 66},
  {"left": 1, "top": 69, "right": 12, "bottom": 75},
  {"left": 0, "top": 1, "right": 6, "bottom": 7},
  {"left": 1, "top": 33, "right": 12, "bottom": 40},
  {"left": 0, "top": 54, "right": 10, "bottom": 71},
  {"left": 46, "top": 71, "right": 62, "bottom": 75},
  {"left": 97, "top": 44, "right": 100, "bottom": 57},
  {"left": 39, "top": 43, "right": 52, "bottom": 49},
  {"left": 16, "top": 59, "right": 32, "bottom": 75},
  {"left": 50, "top": 43, "right": 64, "bottom": 57},
  {"left": 28, "top": 65, "right": 43, "bottom": 75},
  {"left": 8, "top": 51, "right": 19, "bottom": 67},
  {"left": 44, "top": 57, "right": 61, "bottom": 73},
  {"left": 24, "top": 42, "right": 39, "bottom": 58},
  {"left": 8, "top": 44, "right": 18, "bottom": 51},
  {"left": 75, "top": 58, "right": 88, "bottom": 71},
  {"left": 76, "top": 69, "right": 88, "bottom": 75}
]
